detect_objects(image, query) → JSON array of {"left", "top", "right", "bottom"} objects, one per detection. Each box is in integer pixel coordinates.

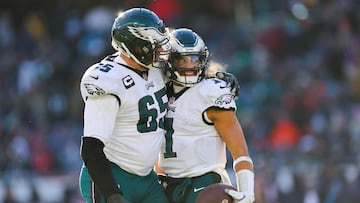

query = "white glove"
[{"left": 224, "top": 189, "right": 254, "bottom": 203}]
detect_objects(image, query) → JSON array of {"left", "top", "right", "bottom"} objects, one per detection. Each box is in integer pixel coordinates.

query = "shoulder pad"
[
  {"left": 80, "top": 60, "right": 125, "bottom": 100},
  {"left": 198, "top": 78, "right": 236, "bottom": 110}
]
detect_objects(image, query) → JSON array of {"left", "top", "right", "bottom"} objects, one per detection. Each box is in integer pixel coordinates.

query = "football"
[{"left": 195, "top": 183, "right": 236, "bottom": 203}]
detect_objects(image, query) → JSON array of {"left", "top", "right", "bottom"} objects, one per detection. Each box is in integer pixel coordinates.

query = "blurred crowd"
[{"left": 1, "top": 0, "right": 360, "bottom": 202}]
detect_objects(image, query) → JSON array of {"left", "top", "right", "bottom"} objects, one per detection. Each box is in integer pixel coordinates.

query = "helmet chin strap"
[
  {"left": 173, "top": 71, "right": 199, "bottom": 87},
  {"left": 120, "top": 52, "right": 149, "bottom": 71},
  {"left": 120, "top": 42, "right": 153, "bottom": 70}
]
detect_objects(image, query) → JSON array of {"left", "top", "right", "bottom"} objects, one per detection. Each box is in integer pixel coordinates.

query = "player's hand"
[
  {"left": 215, "top": 72, "right": 240, "bottom": 99},
  {"left": 224, "top": 189, "right": 254, "bottom": 203},
  {"left": 106, "top": 193, "right": 129, "bottom": 203}
]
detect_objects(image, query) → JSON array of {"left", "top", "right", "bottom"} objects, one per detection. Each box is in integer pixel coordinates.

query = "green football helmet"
[
  {"left": 111, "top": 8, "right": 170, "bottom": 69},
  {"left": 165, "top": 28, "right": 209, "bottom": 87}
]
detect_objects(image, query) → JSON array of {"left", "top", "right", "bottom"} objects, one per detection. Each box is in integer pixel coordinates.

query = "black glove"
[
  {"left": 107, "top": 193, "right": 129, "bottom": 203},
  {"left": 215, "top": 71, "right": 240, "bottom": 99}
]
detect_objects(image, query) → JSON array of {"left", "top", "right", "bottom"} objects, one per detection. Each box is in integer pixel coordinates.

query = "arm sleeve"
[
  {"left": 81, "top": 94, "right": 122, "bottom": 198},
  {"left": 81, "top": 137, "right": 121, "bottom": 198}
]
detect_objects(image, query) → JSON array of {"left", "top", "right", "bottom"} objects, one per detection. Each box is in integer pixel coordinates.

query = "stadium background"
[{"left": 1, "top": 0, "right": 360, "bottom": 202}]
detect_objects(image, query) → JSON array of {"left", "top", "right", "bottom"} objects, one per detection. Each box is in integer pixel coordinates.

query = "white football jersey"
[
  {"left": 158, "top": 78, "right": 236, "bottom": 179},
  {"left": 80, "top": 53, "right": 168, "bottom": 176}
]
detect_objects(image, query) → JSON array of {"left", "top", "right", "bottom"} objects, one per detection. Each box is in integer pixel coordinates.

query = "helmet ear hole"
[{"left": 134, "top": 47, "right": 143, "bottom": 54}]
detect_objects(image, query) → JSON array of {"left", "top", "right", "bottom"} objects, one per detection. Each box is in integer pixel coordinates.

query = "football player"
[
  {"left": 156, "top": 28, "right": 255, "bottom": 203},
  {"left": 79, "top": 8, "right": 170, "bottom": 203},
  {"left": 78, "top": 8, "right": 240, "bottom": 203}
]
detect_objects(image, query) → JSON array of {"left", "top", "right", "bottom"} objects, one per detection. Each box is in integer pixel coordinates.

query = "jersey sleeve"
[
  {"left": 198, "top": 78, "right": 237, "bottom": 111},
  {"left": 80, "top": 62, "right": 123, "bottom": 102},
  {"left": 83, "top": 95, "right": 119, "bottom": 142}
]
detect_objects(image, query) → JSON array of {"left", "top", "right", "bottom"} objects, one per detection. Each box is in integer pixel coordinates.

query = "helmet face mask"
[
  {"left": 152, "top": 43, "right": 171, "bottom": 68},
  {"left": 111, "top": 8, "right": 170, "bottom": 69},
  {"left": 167, "top": 28, "right": 209, "bottom": 87}
]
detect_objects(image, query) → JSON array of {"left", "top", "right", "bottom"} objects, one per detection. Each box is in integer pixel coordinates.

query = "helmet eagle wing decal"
[{"left": 127, "top": 26, "right": 168, "bottom": 44}]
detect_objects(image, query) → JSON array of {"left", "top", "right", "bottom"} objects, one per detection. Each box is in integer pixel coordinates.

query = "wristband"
[{"left": 233, "top": 156, "right": 253, "bottom": 169}]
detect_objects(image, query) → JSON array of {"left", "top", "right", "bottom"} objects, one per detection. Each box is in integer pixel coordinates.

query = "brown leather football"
[{"left": 195, "top": 183, "right": 236, "bottom": 203}]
